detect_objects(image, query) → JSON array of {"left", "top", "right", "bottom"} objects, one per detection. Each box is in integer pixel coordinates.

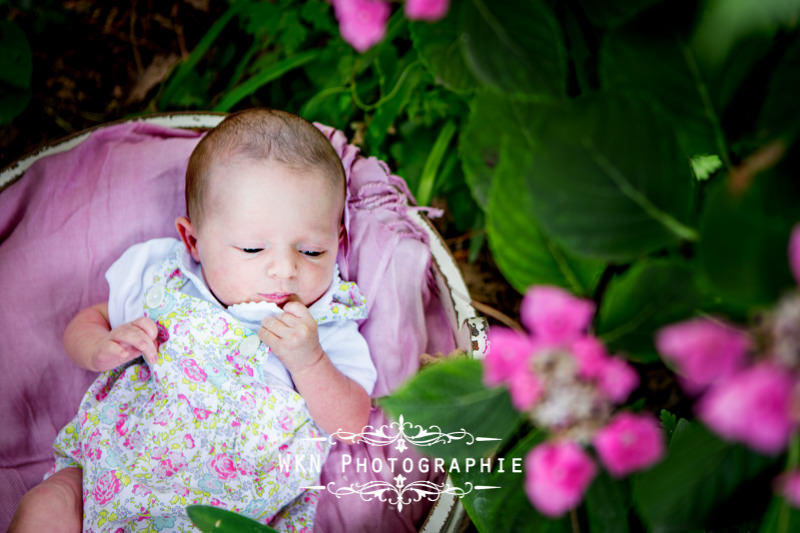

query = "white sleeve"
[
  {"left": 106, "top": 237, "right": 180, "bottom": 328},
  {"left": 318, "top": 320, "right": 377, "bottom": 396}
]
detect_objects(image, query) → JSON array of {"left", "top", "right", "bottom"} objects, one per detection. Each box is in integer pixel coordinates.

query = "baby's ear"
[{"left": 175, "top": 216, "right": 201, "bottom": 262}]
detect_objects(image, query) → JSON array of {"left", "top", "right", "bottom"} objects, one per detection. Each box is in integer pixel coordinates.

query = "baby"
[{"left": 10, "top": 109, "right": 375, "bottom": 532}]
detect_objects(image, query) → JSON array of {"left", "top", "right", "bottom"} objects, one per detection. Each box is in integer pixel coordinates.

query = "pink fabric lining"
[{"left": 0, "top": 120, "right": 456, "bottom": 531}]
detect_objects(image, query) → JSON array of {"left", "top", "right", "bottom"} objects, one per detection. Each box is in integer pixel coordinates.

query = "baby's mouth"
[{"left": 259, "top": 292, "right": 292, "bottom": 305}]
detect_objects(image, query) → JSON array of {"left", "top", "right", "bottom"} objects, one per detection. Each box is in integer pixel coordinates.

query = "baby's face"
[{"left": 189, "top": 157, "right": 342, "bottom": 308}]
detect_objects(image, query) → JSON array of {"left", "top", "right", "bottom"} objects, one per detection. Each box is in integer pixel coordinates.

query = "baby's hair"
[{"left": 185, "top": 108, "right": 346, "bottom": 226}]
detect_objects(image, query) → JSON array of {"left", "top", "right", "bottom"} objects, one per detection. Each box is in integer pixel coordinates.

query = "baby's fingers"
[
  {"left": 132, "top": 316, "right": 158, "bottom": 341},
  {"left": 113, "top": 324, "right": 158, "bottom": 364}
]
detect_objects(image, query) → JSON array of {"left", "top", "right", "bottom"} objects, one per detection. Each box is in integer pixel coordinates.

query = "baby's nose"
[{"left": 267, "top": 249, "right": 297, "bottom": 278}]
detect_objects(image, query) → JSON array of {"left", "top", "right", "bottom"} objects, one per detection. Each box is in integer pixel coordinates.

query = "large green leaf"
[
  {"left": 691, "top": 0, "right": 800, "bottom": 73},
  {"left": 697, "top": 172, "right": 800, "bottom": 309},
  {"left": 459, "top": 92, "right": 555, "bottom": 209},
  {"left": 460, "top": 0, "right": 566, "bottom": 99},
  {"left": 600, "top": 24, "right": 723, "bottom": 160},
  {"left": 760, "top": 496, "right": 800, "bottom": 533},
  {"left": 379, "top": 358, "right": 523, "bottom": 461},
  {"left": 577, "top": 0, "right": 662, "bottom": 28},
  {"left": 585, "top": 472, "right": 631, "bottom": 533},
  {"left": 487, "top": 139, "right": 605, "bottom": 296},
  {"left": 596, "top": 260, "right": 702, "bottom": 363},
  {"left": 410, "top": 0, "right": 478, "bottom": 93},
  {"left": 450, "top": 429, "right": 570, "bottom": 533},
  {"left": 758, "top": 35, "right": 800, "bottom": 143},
  {"left": 632, "top": 421, "right": 779, "bottom": 531},
  {"left": 521, "top": 94, "right": 697, "bottom": 261},
  {"left": 0, "top": 20, "right": 32, "bottom": 89},
  {"left": 0, "top": 84, "right": 31, "bottom": 125}
]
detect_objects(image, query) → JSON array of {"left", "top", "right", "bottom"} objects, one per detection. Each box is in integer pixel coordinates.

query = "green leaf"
[
  {"left": 186, "top": 505, "right": 278, "bottom": 532},
  {"left": 585, "top": 472, "right": 630, "bottom": 533},
  {"left": 521, "top": 94, "right": 697, "bottom": 261},
  {"left": 459, "top": 92, "right": 554, "bottom": 210},
  {"left": 410, "top": 0, "right": 478, "bottom": 93},
  {"left": 760, "top": 495, "right": 800, "bottom": 533},
  {"left": 0, "top": 20, "right": 32, "bottom": 89},
  {"left": 596, "top": 260, "right": 701, "bottom": 363},
  {"left": 600, "top": 24, "right": 726, "bottom": 161},
  {"left": 0, "top": 83, "right": 31, "bottom": 125},
  {"left": 379, "top": 358, "right": 523, "bottom": 461},
  {"left": 577, "top": 0, "right": 662, "bottom": 28},
  {"left": 697, "top": 172, "right": 800, "bottom": 308},
  {"left": 160, "top": 2, "right": 243, "bottom": 109},
  {"left": 758, "top": 35, "right": 800, "bottom": 143},
  {"left": 214, "top": 50, "right": 321, "bottom": 112},
  {"left": 365, "top": 61, "right": 426, "bottom": 149},
  {"left": 659, "top": 410, "right": 678, "bottom": 443},
  {"left": 461, "top": 0, "right": 566, "bottom": 99},
  {"left": 487, "top": 138, "right": 605, "bottom": 296},
  {"left": 300, "top": 0, "right": 339, "bottom": 34},
  {"left": 691, "top": 0, "right": 800, "bottom": 73},
  {"left": 416, "top": 120, "right": 457, "bottom": 206},
  {"left": 450, "top": 429, "right": 570, "bottom": 533},
  {"left": 632, "top": 421, "right": 779, "bottom": 531}
]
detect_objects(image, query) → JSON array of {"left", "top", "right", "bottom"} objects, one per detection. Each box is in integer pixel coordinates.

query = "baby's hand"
[
  {"left": 91, "top": 317, "right": 159, "bottom": 371},
  {"left": 258, "top": 296, "right": 323, "bottom": 375}
]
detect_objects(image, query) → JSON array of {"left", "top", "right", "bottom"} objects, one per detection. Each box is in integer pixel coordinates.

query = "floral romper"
[{"left": 51, "top": 246, "right": 368, "bottom": 532}]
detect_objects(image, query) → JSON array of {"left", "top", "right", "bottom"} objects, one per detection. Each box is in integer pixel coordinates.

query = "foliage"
[{"left": 0, "top": 18, "right": 32, "bottom": 125}]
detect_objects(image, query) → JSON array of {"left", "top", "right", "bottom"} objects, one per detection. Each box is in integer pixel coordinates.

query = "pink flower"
[
  {"left": 778, "top": 469, "right": 800, "bottom": 507},
  {"left": 484, "top": 327, "right": 536, "bottom": 386},
  {"left": 596, "top": 357, "right": 639, "bottom": 403},
  {"left": 656, "top": 318, "right": 749, "bottom": 393},
  {"left": 521, "top": 286, "right": 595, "bottom": 344},
  {"left": 332, "top": 0, "right": 390, "bottom": 52},
  {"left": 593, "top": 413, "right": 664, "bottom": 477},
  {"left": 180, "top": 358, "right": 207, "bottom": 383},
  {"left": 92, "top": 471, "right": 121, "bottom": 505},
  {"left": 571, "top": 336, "right": 609, "bottom": 379},
  {"left": 210, "top": 453, "right": 238, "bottom": 481},
  {"left": 790, "top": 225, "right": 800, "bottom": 285},
  {"left": 525, "top": 441, "right": 597, "bottom": 517},
  {"left": 405, "top": 0, "right": 449, "bottom": 20},
  {"left": 698, "top": 363, "right": 796, "bottom": 454},
  {"left": 508, "top": 369, "right": 543, "bottom": 410}
]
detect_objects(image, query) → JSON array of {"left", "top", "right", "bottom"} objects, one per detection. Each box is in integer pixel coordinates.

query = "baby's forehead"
[{"left": 203, "top": 155, "right": 344, "bottom": 214}]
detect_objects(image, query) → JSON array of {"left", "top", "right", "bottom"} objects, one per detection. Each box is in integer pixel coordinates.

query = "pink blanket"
[{"left": 0, "top": 121, "right": 455, "bottom": 531}]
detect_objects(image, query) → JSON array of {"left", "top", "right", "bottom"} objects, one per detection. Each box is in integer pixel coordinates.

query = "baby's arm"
[
  {"left": 64, "top": 302, "right": 159, "bottom": 372},
  {"left": 259, "top": 299, "right": 370, "bottom": 437}
]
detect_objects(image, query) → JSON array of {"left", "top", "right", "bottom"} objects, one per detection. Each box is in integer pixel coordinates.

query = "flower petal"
[
  {"left": 597, "top": 356, "right": 640, "bottom": 404},
  {"left": 525, "top": 440, "right": 596, "bottom": 517},
  {"left": 484, "top": 326, "right": 536, "bottom": 386},
  {"left": 521, "top": 286, "right": 595, "bottom": 344},
  {"left": 593, "top": 412, "right": 664, "bottom": 477},
  {"left": 404, "top": 0, "right": 450, "bottom": 20},
  {"left": 332, "top": 0, "right": 390, "bottom": 52},
  {"left": 656, "top": 317, "right": 749, "bottom": 393},
  {"left": 698, "top": 363, "right": 796, "bottom": 455}
]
